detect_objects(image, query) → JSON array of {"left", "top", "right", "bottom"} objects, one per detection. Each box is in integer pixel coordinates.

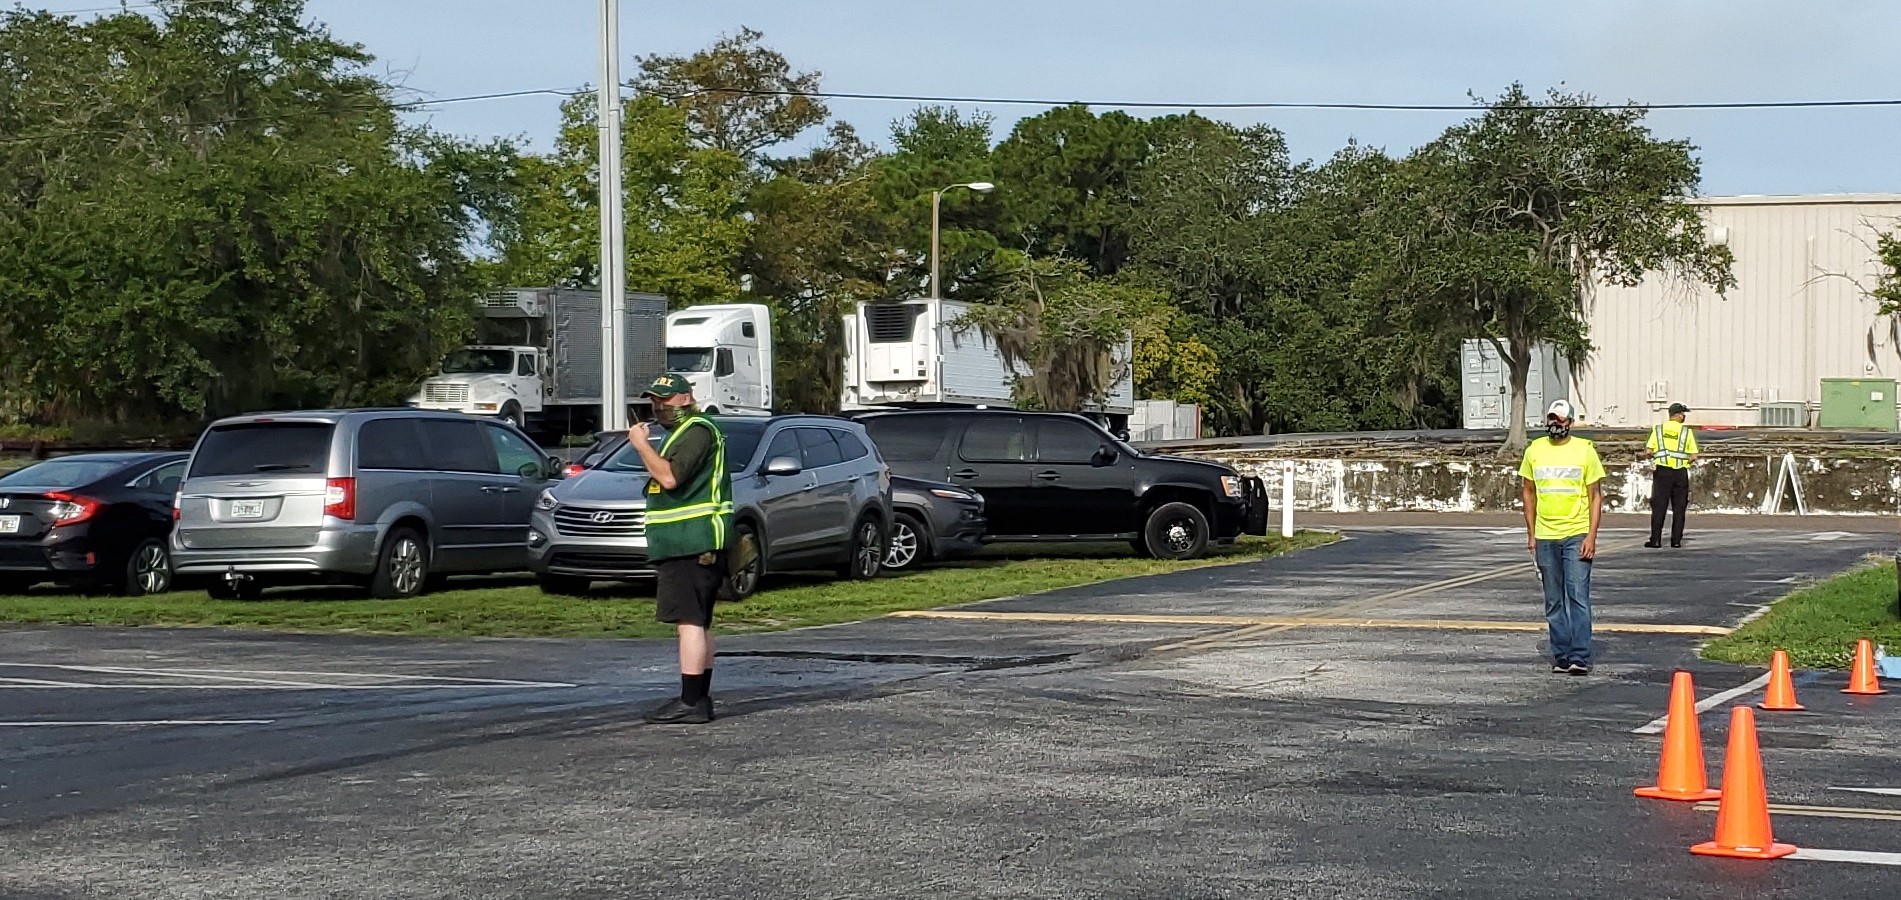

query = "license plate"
[
  {"left": 0, "top": 516, "right": 18, "bottom": 534},
  {"left": 229, "top": 500, "right": 266, "bottom": 519}
]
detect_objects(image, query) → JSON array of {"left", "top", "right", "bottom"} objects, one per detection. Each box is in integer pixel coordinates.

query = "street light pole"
[
  {"left": 596, "top": 0, "right": 629, "bottom": 432},
  {"left": 927, "top": 181, "right": 994, "bottom": 300}
]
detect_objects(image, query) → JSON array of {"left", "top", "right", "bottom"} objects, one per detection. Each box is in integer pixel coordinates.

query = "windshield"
[
  {"left": 596, "top": 420, "right": 766, "bottom": 475},
  {"left": 666, "top": 348, "right": 713, "bottom": 373},
  {"left": 440, "top": 348, "right": 515, "bottom": 375},
  {"left": 0, "top": 458, "right": 125, "bottom": 489}
]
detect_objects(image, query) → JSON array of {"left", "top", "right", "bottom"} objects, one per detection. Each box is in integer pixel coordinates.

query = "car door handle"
[
  {"left": 481, "top": 486, "right": 520, "bottom": 494},
  {"left": 952, "top": 470, "right": 978, "bottom": 480},
  {"left": 1036, "top": 471, "right": 1061, "bottom": 481}
]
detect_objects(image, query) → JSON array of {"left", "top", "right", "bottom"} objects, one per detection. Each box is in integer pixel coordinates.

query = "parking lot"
[{"left": 3, "top": 522, "right": 1900, "bottom": 899}]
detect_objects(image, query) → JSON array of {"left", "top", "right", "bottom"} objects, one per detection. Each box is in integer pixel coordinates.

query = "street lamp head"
[{"left": 966, "top": 181, "right": 995, "bottom": 193}]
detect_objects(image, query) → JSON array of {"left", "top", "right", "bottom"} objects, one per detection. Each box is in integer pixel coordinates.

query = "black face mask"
[{"left": 1547, "top": 421, "right": 1571, "bottom": 440}]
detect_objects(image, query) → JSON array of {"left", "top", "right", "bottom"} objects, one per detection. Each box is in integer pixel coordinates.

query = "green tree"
[
  {"left": 494, "top": 93, "right": 750, "bottom": 307},
  {"left": 991, "top": 104, "right": 1153, "bottom": 274},
  {"left": 633, "top": 26, "right": 827, "bottom": 159},
  {"left": 1375, "top": 85, "right": 1735, "bottom": 450},
  {"left": 871, "top": 106, "right": 1000, "bottom": 301},
  {"left": 0, "top": 0, "right": 511, "bottom": 424},
  {"left": 742, "top": 123, "right": 902, "bottom": 413},
  {"left": 956, "top": 256, "right": 1168, "bottom": 412}
]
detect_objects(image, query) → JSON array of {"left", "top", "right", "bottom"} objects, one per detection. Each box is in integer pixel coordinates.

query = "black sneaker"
[
  {"left": 643, "top": 697, "right": 714, "bottom": 725},
  {"left": 1670, "top": 541, "right": 1682, "bottom": 549},
  {"left": 1644, "top": 540, "right": 1662, "bottom": 549},
  {"left": 1567, "top": 662, "right": 1591, "bottom": 676},
  {"left": 1552, "top": 662, "right": 1571, "bottom": 674}
]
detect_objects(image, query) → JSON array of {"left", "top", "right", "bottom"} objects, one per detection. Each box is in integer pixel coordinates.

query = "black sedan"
[
  {"left": 884, "top": 475, "right": 987, "bottom": 573},
  {"left": 0, "top": 452, "right": 188, "bottom": 595}
]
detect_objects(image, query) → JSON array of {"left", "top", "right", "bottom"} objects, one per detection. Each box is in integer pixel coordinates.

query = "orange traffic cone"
[
  {"left": 1842, "top": 639, "right": 1887, "bottom": 695},
  {"left": 1691, "top": 707, "right": 1796, "bottom": 860},
  {"left": 1758, "top": 650, "right": 1805, "bottom": 711},
  {"left": 1636, "top": 671, "right": 1722, "bottom": 801}
]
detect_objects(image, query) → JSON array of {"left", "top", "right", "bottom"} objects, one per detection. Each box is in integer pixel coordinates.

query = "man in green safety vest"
[
  {"left": 626, "top": 373, "right": 734, "bottom": 725},
  {"left": 1640, "top": 403, "right": 1698, "bottom": 549}
]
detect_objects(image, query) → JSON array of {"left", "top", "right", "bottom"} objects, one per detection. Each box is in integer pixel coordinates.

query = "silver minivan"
[{"left": 172, "top": 409, "right": 557, "bottom": 599}]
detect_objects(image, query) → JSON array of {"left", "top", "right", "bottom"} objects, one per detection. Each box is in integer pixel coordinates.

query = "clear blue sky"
[{"left": 56, "top": 0, "right": 1901, "bottom": 195}]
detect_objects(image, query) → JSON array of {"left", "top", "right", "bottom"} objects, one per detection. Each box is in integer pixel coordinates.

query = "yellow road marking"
[
  {"left": 1692, "top": 802, "right": 1901, "bottom": 822},
  {"left": 887, "top": 609, "right": 1731, "bottom": 636}
]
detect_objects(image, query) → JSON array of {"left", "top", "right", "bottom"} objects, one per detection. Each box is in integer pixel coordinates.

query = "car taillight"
[
  {"left": 44, "top": 491, "right": 102, "bottom": 526},
  {"left": 172, "top": 492, "right": 181, "bottom": 521},
  {"left": 324, "top": 477, "right": 356, "bottom": 520},
  {"left": 563, "top": 464, "right": 585, "bottom": 477}
]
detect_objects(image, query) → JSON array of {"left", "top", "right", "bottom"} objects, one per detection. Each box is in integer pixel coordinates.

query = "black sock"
[{"left": 680, "top": 672, "right": 711, "bottom": 704}]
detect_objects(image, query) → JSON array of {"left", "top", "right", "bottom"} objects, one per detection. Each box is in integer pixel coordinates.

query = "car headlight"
[
  {"left": 536, "top": 489, "right": 558, "bottom": 511},
  {"left": 1220, "top": 476, "right": 1243, "bottom": 498},
  {"left": 930, "top": 487, "right": 976, "bottom": 502}
]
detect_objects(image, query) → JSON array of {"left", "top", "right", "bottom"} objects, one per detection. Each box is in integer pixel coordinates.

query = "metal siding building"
[{"left": 1576, "top": 194, "right": 1901, "bottom": 427}]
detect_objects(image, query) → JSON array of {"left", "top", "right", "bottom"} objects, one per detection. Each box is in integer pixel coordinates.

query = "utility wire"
[{"left": 662, "top": 86, "right": 1901, "bottom": 112}]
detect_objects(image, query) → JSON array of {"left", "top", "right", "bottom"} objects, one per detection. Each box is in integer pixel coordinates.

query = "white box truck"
[
  {"left": 663, "top": 304, "right": 774, "bottom": 416},
  {"left": 411, "top": 287, "right": 668, "bottom": 436},
  {"left": 839, "top": 297, "right": 1136, "bottom": 435}
]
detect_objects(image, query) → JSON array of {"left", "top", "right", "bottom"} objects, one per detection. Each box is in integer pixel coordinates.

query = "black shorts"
[{"left": 653, "top": 553, "right": 725, "bottom": 627}]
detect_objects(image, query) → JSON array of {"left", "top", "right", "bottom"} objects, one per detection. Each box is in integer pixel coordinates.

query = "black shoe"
[
  {"left": 1670, "top": 541, "right": 1682, "bottom": 549},
  {"left": 1567, "top": 662, "right": 1591, "bottom": 676},
  {"left": 643, "top": 697, "right": 714, "bottom": 725},
  {"left": 1644, "top": 540, "right": 1662, "bottom": 549},
  {"left": 1553, "top": 662, "right": 1572, "bottom": 674}
]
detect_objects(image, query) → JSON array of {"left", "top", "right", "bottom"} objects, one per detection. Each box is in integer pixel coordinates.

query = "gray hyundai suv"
[
  {"left": 172, "top": 409, "right": 559, "bottom": 599},
  {"left": 529, "top": 415, "right": 892, "bottom": 598}
]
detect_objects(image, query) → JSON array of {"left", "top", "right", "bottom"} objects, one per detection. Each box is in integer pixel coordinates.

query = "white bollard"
[{"left": 1280, "top": 461, "right": 1295, "bottom": 538}]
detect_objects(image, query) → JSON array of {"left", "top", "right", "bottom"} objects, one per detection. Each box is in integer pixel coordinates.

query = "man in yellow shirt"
[
  {"left": 1519, "top": 400, "right": 1606, "bottom": 675},
  {"left": 1640, "top": 403, "right": 1698, "bottom": 549}
]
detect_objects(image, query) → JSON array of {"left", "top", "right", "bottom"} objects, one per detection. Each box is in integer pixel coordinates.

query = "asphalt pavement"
[{"left": 3, "top": 521, "right": 1899, "bottom": 899}]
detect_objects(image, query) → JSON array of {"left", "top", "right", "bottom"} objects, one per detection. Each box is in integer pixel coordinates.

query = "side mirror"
[
  {"left": 763, "top": 456, "right": 802, "bottom": 478},
  {"left": 1092, "top": 445, "right": 1120, "bottom": 467},
  {"left": 519, "top": 462, "right": 547, "bottom": 480},
  {"left": 545, "top": 456, "right": 566, "bottom": 479}
]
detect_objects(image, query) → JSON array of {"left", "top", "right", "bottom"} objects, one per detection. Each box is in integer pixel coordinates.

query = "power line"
[{"left": 663, "top": 86, "right": 1901, "bottom": 113}]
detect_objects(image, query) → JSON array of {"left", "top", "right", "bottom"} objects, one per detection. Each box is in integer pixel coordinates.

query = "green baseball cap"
[
  {"left": 642, "top": 373, "right": 693, "bottom": 399},
  {"left": 1668, "top": 403, "right": 1690, "bottom": 416}
]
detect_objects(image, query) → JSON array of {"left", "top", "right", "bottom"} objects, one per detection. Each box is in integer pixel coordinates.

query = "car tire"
[
  {"left": 1142, "top": 501, "right": 1210, "bottom": 561},
  {"left": 369, "top": 527, "right": 430, "bottom": 599},
  {"left": 883, "top": 512, "right": 932, "bottom": 573},
  {"left": 499, "top": 401, "right": 525, "bottom": 430},
  {"left": 537, "top": 573, "right": 591, "bottom": 596},
  {"left": 208, "top": 578, "right": 265, "bottom": 601},
  {"left": 119, "top": 537, "right": 173, "bottom": 597},
  {"left": 725, "top": 521, "right": 763, "bottom": 600},
  {"left": 837, "top": 514, "right": 885, "bottom": 581}
]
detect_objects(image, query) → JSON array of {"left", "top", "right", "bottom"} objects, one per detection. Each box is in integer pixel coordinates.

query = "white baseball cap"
[{"left": 1546, "top": 399, "right": 1575, "bottom": 421}]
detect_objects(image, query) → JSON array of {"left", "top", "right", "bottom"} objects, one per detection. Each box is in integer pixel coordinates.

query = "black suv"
[{"left": 856, "top": 409, "right": 1267, "bottom": 559}]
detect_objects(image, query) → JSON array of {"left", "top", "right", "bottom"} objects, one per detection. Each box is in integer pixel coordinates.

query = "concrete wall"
[{"left": 1183, "top": 449, "right": 1901, "bottom": 517}]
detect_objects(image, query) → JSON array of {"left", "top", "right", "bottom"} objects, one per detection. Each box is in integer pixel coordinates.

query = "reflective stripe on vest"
[{"left": 1652, "top": 424, "right": 1693, "bottom": 468}]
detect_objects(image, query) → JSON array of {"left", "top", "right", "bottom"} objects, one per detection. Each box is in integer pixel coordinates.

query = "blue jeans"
[{"left": 1535, "top": 535, "right": 1593, "bottom": 665}]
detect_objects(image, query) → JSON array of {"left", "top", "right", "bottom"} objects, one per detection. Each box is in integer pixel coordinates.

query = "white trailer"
[
  {"left": 411, "top": 287, "right": 668, "bottom": 436},
  {"left": 839, "top": 297, "right": 1136, "bottom": 433},
  {"left": 663, "top": 304, "right": 774, "bottom": 416}
]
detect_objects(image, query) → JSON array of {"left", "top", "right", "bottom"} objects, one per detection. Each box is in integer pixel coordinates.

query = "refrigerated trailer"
[{"left": 839, "top": 298, "right": 1136, "bottom": 434}]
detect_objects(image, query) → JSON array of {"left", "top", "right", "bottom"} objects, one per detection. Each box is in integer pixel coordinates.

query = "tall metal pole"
[
  {"left": 597, "top": 0, "right": 629, "bottom": 432},
  {"left": 928, "top": 189, "right": 943, "bottom": 300}
]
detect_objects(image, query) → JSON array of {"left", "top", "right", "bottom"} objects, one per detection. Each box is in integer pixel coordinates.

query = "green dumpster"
[{"left": 1817, "top": 378, "right": 1900, "bottom": 431}]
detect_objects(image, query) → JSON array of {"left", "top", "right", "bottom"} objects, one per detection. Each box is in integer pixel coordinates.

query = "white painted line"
[
  {"left": 0, "top": 683, "right": 575, "bottom": 691},
  {"left": 19, "top": 665, "right": 334, "bottom": 688},
  {"left": 1632, "top": 672, "right": 1772, "bottom": 735},
  {"left": 1831, "top": 787, "right": 1901, "bottom": 797},
  {"left": 0, "top": 676, "right": 96, "bottom": 687},
  {"left": 1789, "top": 848, "right": 1901, "bottom": 866},
  {"left": 97, "top": 666, "right": 576, "bottom": 688},
  {"left": 0, "top": 720, "right": 272, "bottom": 727}
]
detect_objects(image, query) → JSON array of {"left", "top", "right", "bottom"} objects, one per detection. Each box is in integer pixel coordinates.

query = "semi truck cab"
[
  {"left": 664, "top": 304, "right": 774, "bottom": 416},
  {"left": 414, "top": 345, "right": 544, "bottom": 426}
]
